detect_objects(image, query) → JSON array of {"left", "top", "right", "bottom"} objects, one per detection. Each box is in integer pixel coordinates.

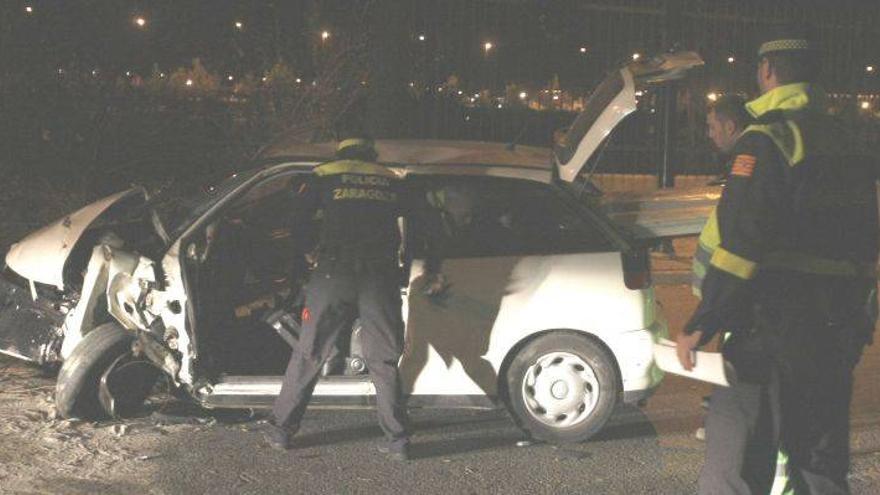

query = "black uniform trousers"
[
  {"left": 699, "top": 272, "right": 871, "bottom": 495},
  {"left": 271, "top": 258, "right": 409, "bottom": 448}
]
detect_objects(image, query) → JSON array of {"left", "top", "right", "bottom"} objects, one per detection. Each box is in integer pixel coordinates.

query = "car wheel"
[
  {"left": 56, "top": 322, "right": 158, "bottom": 420},
  {"left": 506, "top": 332, "right": 619, "bottom": 443}
]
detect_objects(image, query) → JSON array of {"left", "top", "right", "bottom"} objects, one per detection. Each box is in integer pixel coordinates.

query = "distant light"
[
  {"left": 234, "top": 21, "right": 244, "bottom": 30},
  {"left": 632, "top": 52, "right": 641, "bottom": 61},
  {"left": 519, "top": 91, "right": 527, "bottom": 100},
  {"left": 321, "top": 30, "right": 331, "bottom": 41},
  {"left": 227, "top": 75, "right": 234, "bottom": 81},
  {"left": 457, "top": 90, "right": 463, "bottom": 95},
  {"left": 579, "top": 47, "right": 588, "bottom": 54},
  {"left": 473, "top": 93, "right": 480, "bottom": 98},
  {"left": 57, "top": 68, "right": 64, "bottom": 75},
  {"left": 134, "top": 16, "right": 147, "bottom": 28},
  {"left": 465, "top": 115, "right": 471, "bottom": 121},
  {"left": 497, "top": 104, "right": 503, "bottom": 109},
  {"left": 408, "top": 81, "right": 415, "bottom": 87},
  {"left": 437, "top": 86, "right": 444, "bottom": 92},
  {"left": 295, "top": 78, "right": 302, "bottom": 84},
  {"left": 160, "top": 73, "right": 166, "bottom": 78},
  {"left": 861, "top": 101, "right": 871, "bottom": 110},
  {"left": 125, "top": 71, "right": 131, "bottom": 77},
  {"left": 635, "top": 90, "right": 644, "bottom": 97},
  {"left": 552, "top": 95, "right": 560, "bottom": 101},
  {"left": 469, "top": 97, "right": 476, "bottom": 103},
  {"left": 261, "top": 76, "right": 267, "bottom": 82},
  {"left": 484, "top": 41, "right": 494, "bottom": 53},
  {"left": 707, "top": 92, "right": 719, "bottom": 102},
  {"left": 868, "top": 65, "right": 875, "bottom": 73},
  {"left": 25, "top": 6, "right": 33, "bottom": 14},
  {"left": 418, "top": 34, "right": 426, "bottom": 42},
  {"left": 185, "top": 79, "right": 193, "bottom": 87},
  {"left": 727, "top": 56, "right": 736, "bottom": 64}
]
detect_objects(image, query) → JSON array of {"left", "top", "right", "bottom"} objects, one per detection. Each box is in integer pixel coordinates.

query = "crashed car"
[{"left": 0, "top": 51, "right": 703, "bottom": 443}]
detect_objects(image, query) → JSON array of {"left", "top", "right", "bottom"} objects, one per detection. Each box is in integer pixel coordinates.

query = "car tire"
[
  {"left": 55, "top": 322, "right": 140, "bottom": 420},
  {"left": 506, "top": 332, "right": 620, "bottom": 444}
]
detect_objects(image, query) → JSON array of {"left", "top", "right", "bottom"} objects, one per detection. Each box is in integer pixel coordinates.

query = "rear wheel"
[
  {"left": 56, "top": 322, "right": 159, "bottom": 419},
  {"left": 506, "top": 332, "right": 619, "bottom": 443}
]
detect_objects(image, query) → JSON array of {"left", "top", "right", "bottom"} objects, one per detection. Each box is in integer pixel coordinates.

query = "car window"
[{"left": 410, "top": 176, "right": 612, "bottom": 259}]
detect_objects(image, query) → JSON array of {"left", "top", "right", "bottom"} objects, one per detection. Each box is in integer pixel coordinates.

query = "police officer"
[
  {"left": 262, "top": 135, "right": 440, "bottom": 461},
  {"left": 677, "top": 27, "right": 878, "bottom": 494}
]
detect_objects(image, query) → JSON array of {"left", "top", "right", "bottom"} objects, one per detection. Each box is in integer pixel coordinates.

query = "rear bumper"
[
  {"left": 0, "top": 274, "right": 64, "bottom": 364},
  {"left": 612, "top": 313, "right": 668, "bottom": 403}
]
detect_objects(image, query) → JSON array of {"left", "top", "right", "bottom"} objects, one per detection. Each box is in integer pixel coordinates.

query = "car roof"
[{"left": 260, "top": 139, "right": 555, "bottom": 183}]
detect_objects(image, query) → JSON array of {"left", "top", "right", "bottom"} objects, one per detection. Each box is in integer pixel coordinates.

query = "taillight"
[{"left": 622, "top": 249, "right": 652, "bottom": 290}]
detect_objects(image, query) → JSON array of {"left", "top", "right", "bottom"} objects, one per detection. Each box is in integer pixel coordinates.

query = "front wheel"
[
  {"left": 506, "top": 332, "right": 620, "bottom": 443},
  {"left": 56, "top": 322, "right": 159, "bottom": 420}
]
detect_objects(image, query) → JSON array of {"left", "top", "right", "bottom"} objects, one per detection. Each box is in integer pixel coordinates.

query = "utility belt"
[
  {"left": 762, "top": 251, "right": 877, "bottom": 279},
  {"left": 314, "top": 248, "right": 399, "bottom": 274}
]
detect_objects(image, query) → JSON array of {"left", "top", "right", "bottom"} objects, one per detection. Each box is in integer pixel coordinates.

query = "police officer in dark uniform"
[
  {"left": 262, "top": 136, "right": 440, "bottom": 461},
  {"left": 677, "top": 27, "right": 878, "bottom": 494}
]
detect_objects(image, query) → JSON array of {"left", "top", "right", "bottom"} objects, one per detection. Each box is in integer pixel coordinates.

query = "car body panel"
[
  {"left": 401, "top": 254, "right": 661, "bottom": 397},
  {"left": 5, "top": 188, "right": 145, "bottom": 290}
]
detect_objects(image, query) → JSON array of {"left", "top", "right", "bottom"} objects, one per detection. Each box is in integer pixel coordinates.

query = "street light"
[
  {"left": 321, "top": 30, "right": 331, "bottom": 42},
  {"left": 519, "top": 91, "right": 528, "bottom": 100},
  {"left": 185, "top": 79, "right": 193, "bottom": 87},
  {"left": 707, "top": 92, "right": 719, "bottom": 102},
  {"left": 727, "top": 56, "right": 736, "bottom": 64},
  {"left": 632, "top": 52, "right": 641, "bottom": 61},
  {"left": 134, "top": 16, "right": 147, "bottom": 28},
  {"left": 580, "top": 47, "right": 588, "bottom": 54},
  {"left": 227, "top": 75, "right": 234, "bottom": 82},
  {"left": 483, "top": 41, "right": 494, "bottom": 54},
  {"left": 25, "top": 5, "right": 33, "bottom": 14},
  {"left": 234, "top": 21, "right": 244, "bottom": 31},
  {"left": 867, "top": 65, "right": 875, "bottom": 74},
  {"left": 418, "top": 34, "right": 426, "bottom": 42},
  {"left": 861, "top": 101, "right": 871, "bottom": 110}
]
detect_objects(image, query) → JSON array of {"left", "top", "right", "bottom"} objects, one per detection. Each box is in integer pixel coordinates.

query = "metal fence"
[{"left": 410, "top": 0, "right": 880, "bottom": 176}]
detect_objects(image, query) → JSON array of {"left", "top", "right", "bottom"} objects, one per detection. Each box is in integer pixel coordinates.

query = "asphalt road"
[{"left": 2, "top": 284, "right": 880, "bottom": 494}]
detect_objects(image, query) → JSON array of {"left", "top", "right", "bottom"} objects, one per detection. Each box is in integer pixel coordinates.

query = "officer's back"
[{"left": 298, "top": 138, "right": 404, "bottom": 264}]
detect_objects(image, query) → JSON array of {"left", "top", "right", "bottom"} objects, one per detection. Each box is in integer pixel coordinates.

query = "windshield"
[{"left": 153, "top": 167, "right": 263, "bottom": 238}]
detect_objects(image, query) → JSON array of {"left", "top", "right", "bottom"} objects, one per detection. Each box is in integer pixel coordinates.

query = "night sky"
[{"left": 4, "top": 1, "right": 878, "bottom": 95}]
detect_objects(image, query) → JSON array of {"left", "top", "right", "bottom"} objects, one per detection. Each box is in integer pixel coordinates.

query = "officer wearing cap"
[
  {"left": 262, "top": 135, "right": 441, "bottom": 461},
  {"left": 677, "top": 27, "right": 878, "bottom": 493}
]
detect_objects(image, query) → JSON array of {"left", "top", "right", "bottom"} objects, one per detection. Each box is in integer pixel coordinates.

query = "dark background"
[{"left": 0, "top": 0, "right": 878, "bottom": 235}]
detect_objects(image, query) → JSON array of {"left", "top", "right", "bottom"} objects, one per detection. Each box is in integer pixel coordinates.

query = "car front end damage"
[
  {"left": 0, "top": 187, "right": 193, "bottom": 417},
  {"left": 0, "top": 271, "right": 67, "bottom": 364}
]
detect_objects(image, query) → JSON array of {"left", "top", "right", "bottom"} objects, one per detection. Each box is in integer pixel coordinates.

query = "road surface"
[{"left": 1, "top": 283, "right": 879, "bottom": 494}]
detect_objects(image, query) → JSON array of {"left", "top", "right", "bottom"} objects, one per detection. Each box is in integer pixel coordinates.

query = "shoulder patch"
[{"left": 730, "top": 154, "right": 756, "bottom": 177}]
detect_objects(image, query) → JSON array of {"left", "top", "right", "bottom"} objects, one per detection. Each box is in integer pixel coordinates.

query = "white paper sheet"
[{"left": 653, "top": 338, "right": 732, "bottom": 387}]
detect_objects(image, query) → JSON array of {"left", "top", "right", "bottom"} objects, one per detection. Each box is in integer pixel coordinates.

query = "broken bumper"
[{"left": 0, "top": 275, "right": 64, "bottom": 364}]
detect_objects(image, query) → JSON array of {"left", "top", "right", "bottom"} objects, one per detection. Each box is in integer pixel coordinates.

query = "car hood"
[
  {"left": 5, "top": 188, "right": 146, "bottom": 290},
  {"left": 601, "top": 185, "right": 721, "bottom": 240}
]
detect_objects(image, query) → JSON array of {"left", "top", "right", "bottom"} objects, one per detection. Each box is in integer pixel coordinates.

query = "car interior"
[{"left": 184, "top": 172, "right": 367, "bottom": 379}]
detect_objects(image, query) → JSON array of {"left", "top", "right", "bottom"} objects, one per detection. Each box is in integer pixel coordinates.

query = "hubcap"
[{"left": 521, "top": 351, "right": 599, "bottom": 428}]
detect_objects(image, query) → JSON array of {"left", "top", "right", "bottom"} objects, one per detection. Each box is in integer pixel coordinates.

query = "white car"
[{"left": 0, "top": 51, "right": 703, "bottom": 443}]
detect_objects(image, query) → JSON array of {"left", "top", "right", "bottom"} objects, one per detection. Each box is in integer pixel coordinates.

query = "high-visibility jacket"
[{"left": 685, "top": 83, "right": 879, "bottom": 343}]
